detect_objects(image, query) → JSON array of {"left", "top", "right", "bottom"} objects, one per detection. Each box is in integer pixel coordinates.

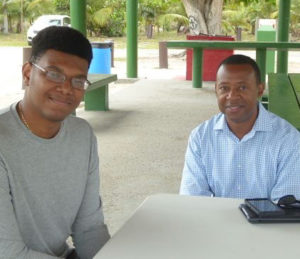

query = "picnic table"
[
  {"left": 268, "top": 73, "right": 300, "bottom": 131},
  {"left": 94, "top": 194, "right": 300, "bottom": 259},
  {"left": 166, "top": 41, "right": 300, "bottom": 88},
  {"left": 85, "top": 73, "right": 117, "bottom": 111}
]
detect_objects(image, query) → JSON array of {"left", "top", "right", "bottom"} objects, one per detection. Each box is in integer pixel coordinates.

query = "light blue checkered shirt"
[{"left": 180, "top": 103, "right": 300, "bottom": 200}]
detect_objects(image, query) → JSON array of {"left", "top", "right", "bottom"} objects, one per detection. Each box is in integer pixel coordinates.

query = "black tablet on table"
[{"left": 239, "top": 198, "right": 300, "bottom": 223}]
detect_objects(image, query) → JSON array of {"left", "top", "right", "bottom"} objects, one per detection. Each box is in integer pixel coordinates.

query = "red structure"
[{"left": 186, "top": 34, "right": 234, "bottom": 81}]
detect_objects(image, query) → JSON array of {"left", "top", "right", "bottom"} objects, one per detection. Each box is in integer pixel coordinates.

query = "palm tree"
[
  {"left": 86, "top": 0, "right": 126, "bottom": 37},
  {"left": 0, "top": 0, "right": 56, "bottom": 33},
  {"left": 26, "top": 0, "right": 55, "bottom": 23},
  {"left": 5, "top": 0, "right": 26, "bottom": 33},
  {"left": 0, "top": 0, "right": 9, "bottom": 33},
  {"left": 290, "top": 0, "right": 300, "bottom": 38},
  {"left": 158, "top": 13, "right": 189, "bottom": 33},
  {"left": 222, "top": 2, "right": 249, "bottom": 37},
  {"left": 139, "top": 4, "right": 156, "bottom": 38},
  {"left": 222, "top": 0, "right": 277, "bottom": 38},
  {"left": 0, "top": 0, "right": 25, "bottom": 33},
  {"left": 244, "top": 0, "right": 277, "bottom": 35},
  {"left": 140, "top": 0, "right": 187, "bottom": 38}
]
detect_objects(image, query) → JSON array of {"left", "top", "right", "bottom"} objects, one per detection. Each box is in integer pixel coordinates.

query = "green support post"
[
  {"left": 70, "top": 0, "right": 86, "bottom": 36},
  {"left": 256, "top": 26, "right": 276, "bottom": 74},
  {"left": 84, "top": 86, "right": 108, "bottom": 111},
  {"left": 126, "top": 0, "right": 138, "bottom": 78},
  {"left": 277, "top": 0, "right": 291, "bottom": 73},
  {"left": 192, "top": 48, "right": 203, "bottom": 88},
  {"left": 256, "top": 48, "right": 267, "bottom": 85}
]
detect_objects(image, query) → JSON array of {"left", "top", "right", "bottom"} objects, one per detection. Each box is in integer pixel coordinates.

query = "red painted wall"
[{"left": 186, "top": 35, "right": 234, "bottom": 81}]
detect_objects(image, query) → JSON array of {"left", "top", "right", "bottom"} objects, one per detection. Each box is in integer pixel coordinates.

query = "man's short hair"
[
  {"left": 30, "top": 26, "right": 92, "bottom": 65},
  {"left": 218, "top": 54, "right": 261, "bottom": 84}
]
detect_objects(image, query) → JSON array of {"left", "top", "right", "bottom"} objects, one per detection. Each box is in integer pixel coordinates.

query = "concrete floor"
[{"left": 76, "top": 79, "right": 218, "bottom": 234}]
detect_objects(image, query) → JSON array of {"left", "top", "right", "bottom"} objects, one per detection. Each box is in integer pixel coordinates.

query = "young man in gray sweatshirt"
[{"left": 0, "top": 26, "right": 110, "bottom": 258}]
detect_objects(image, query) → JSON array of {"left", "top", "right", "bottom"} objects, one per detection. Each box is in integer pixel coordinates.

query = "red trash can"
[{"left": 186, "top": 34, "right": 234, "bottom": 81}]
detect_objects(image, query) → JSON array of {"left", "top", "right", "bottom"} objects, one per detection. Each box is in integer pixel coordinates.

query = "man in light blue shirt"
[{"left": 180, "top": 54, "right": 300, "bottom": 200}]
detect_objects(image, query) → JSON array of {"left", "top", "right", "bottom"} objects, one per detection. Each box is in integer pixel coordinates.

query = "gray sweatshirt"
[{"left": 0, "top": 103, "right": 110, "bottom": 258}]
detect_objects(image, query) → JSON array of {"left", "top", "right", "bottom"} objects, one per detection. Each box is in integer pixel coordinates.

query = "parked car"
[{"left": 27, "top": 15, "right": 71, "bottom": 45}]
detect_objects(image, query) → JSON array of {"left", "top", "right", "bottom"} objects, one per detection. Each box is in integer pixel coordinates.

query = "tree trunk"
[
  {"left": 20, "top": 0, "right": 24, "bottom": 33},
  {"left": 3, "top": 8, "right": 9, "bottom": 34},
  {"left": 146, "top": 24, "right": 153, "bottom": 39},
  {"left": 182, "top": 0, "right": 223, "bottom": 35}
]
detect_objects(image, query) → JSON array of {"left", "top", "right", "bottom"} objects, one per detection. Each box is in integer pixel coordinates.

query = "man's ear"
[
  {"left": 257, "top": 83, "right": 265, "bottom": 98},
  {"left": 22, "top": 62, "right": 32, "bottom": 87}
]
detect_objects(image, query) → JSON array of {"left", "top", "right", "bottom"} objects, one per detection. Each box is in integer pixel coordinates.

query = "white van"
[{"left": 27, "top": 15, "right": 71, "bottom": 45}]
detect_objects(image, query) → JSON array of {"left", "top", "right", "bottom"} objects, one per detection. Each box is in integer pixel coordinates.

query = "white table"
[{"left": 94, "top": 194, "right": 300, "bottom": 259}]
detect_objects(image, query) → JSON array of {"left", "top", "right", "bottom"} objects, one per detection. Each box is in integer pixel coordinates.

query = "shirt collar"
[
  {"left": 214, "top": 102, "right": 272, "bottom": 132},
  {"left": 214, "top": 113, "right": 226, "bottom": 131},
  {"left": 253, "top": 102, "right": 272, "bottom": 132}
]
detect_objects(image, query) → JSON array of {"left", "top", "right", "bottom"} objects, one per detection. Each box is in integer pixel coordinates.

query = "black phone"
[{"left": 245, "top": 198, "right": 285, "bottom": 217}]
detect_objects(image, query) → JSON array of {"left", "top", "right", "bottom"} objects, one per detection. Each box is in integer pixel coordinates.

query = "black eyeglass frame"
[{"left": 31, "top": 62, "right": 91, "bottom": 90}]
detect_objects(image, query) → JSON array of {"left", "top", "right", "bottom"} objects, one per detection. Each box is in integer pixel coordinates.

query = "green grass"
[
  {"left": 0, "top": 31, "right": 186, "bottom": 48},
  {"left": 90, "top": 31, "right": 186, "bottom": 49},
  {"left": 0, "top": 33, "right": 28, "bottom": 47},
  {"left": 0, "top": 30, "right": 256, "bottom": 48},
  {"left": 242, "top": 31, "right": 255, "bottom": 41}
]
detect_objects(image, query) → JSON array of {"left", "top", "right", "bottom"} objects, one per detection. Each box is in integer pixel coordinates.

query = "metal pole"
[
  {"left": 70, "top": 0, "right": 86, "bottom": 116},
  {"left": 70, "top": 0, "right": 86, "bottom": 36},
  {"left": 277, "top": 0, "right": 291, "bottom": 73},
  {"left": 192, "top": 48, "right": 203, "bottom": 88},
  {"left": 126, "top": 0, "right": 138, "bottom": 78},
  {"left": 256, "top": 48, "right": 267, "bottom": 85}
]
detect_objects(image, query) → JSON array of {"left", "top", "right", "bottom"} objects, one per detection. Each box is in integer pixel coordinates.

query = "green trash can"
[{"left": 256, "top": 25, "right": 276, "bottom": 73}]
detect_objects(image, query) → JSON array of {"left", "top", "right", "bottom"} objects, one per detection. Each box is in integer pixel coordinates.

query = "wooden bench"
[
  {"left": 84, "top": 73, "right": 117, "bottom": 111},
  {"left": 166, "top": 41, "right": 300, "bottom": 88},
  {"left": 268, "top": 73, "right": 300, "bottom": 131}
]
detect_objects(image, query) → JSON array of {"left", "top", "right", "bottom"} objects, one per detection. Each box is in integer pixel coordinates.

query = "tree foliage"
[
  {"left": 86, "top": 0, "right": 126, "bottom": 37},
  {"left": 181, "top": 0, "right": 223, "bottom": 35},
  {"left": 53, "top": 0, "right": 69, "bottom": 14},
  {"left": 290, "top": 0, "right": 300, "bottom": 37},
  {"left": 1, "top": 0, "right": 186, "bottom": 36},
  {"left": 139, "top": 0, "right": 187, "bottom": 38},
  {"left": 222, "top": 0, "right": 277, "bottom": 36},
  {"left": 1, "top": 0, "right": 300, "bottom": 39}
]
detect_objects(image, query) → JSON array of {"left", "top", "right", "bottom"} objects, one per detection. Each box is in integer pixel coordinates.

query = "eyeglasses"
[
  {"left": 31, "top": 63, "right": 91, "bottom": 90},
  {"left": 277, "top": 195, "right": 300, "bottom": 209}
]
